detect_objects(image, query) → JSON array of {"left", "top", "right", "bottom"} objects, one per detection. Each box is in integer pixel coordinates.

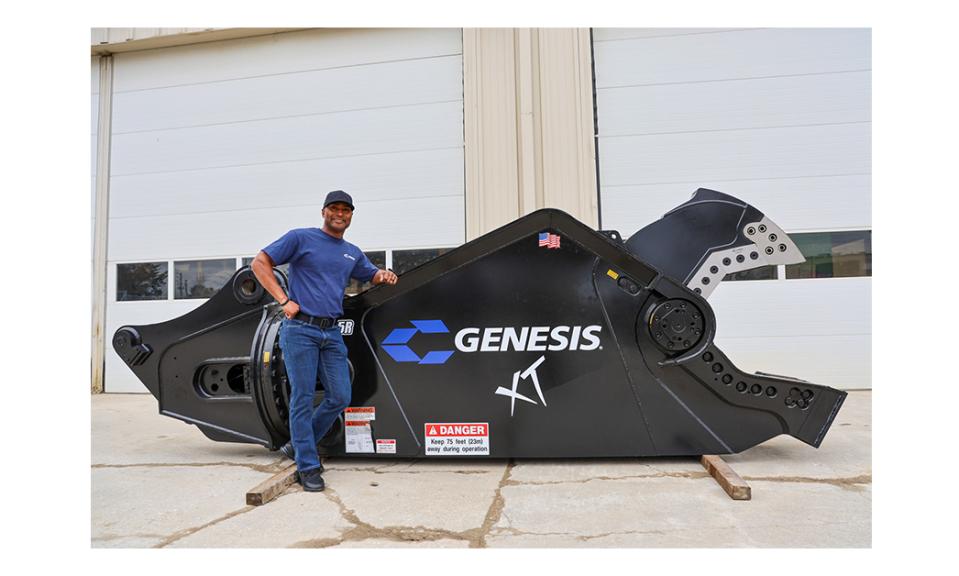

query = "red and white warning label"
[
  {"left": 345, "top": 420, "right": 374, "bottom": 453},
  {"left": 376, "top": 439, "right": 396, "bottom": 454},
  {"left": 344, "top": 407, "right": 376, "bottom": 421},
  {"left": 345, "top": 407, "right": 376, "bottom": 454},
  {"left": 424, "top": 422, "right": 490, "bottom": 456}
]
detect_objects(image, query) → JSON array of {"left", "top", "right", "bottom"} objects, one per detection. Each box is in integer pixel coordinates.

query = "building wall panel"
[
  {"left": 109, "top": 148, "right": 463, "bottom": 220},
  {"left": 593, "top": 28, "right": 870, "bottom": 88},
  {"left": 599, "top": 122, "right": 870, "bottom": 188},
  {"left": 110, "top": 102, "right": 462, "bottom": 176},
  {"left": 592, "top": 28, "right": 750, "bottom": 42},
  {"left": 112, "top": 28, "right": 463, "bottom": 92},
  {"left": 112, "top": 55, "right": 464, "bottom": 134},
  {"left": 710, "top": 279, "right": 872, "bottom": 389},
  {"left": 599, "top": 70, "right": 870, "bottom": 136}
]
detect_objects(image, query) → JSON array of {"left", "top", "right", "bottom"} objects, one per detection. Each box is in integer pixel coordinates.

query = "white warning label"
[
  {"left": 424, "top": 422, "right": 490, "bottom": 456},
  {"left": 376, "top": 439, "right": 396, "bottom": 454},
  {"left": 344, "top": 406, "right": 375, "bottom": 421},
  {"left": 345, "top": 420, "right": 374, "bottom": 453}
]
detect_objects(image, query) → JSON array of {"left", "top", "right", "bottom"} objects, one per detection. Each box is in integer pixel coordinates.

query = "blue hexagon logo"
[{"left": 381, "top": 320, "right": 454, "bottom": 365}]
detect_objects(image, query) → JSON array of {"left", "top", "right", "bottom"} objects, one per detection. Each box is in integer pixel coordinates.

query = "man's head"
[{"left": 322, "top": 190, "right": 355, "bottom": 236}]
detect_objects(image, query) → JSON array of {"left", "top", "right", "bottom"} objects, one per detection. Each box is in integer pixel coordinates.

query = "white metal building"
[{"left": 91, "top": 28, "right": 871, "bottom": 393}]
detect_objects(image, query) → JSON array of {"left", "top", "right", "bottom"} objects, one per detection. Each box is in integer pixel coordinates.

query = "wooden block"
[
  {"left": 246, "top": 463, "right": 298, "bottom": 506},
  {"left": 701, "top": 455, "right": 751, "bottom": 500}
]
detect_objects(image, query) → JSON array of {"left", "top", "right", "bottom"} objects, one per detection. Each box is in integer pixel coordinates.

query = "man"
[{"left": 251, "top": 190, "right": 398, "bottom": 491}]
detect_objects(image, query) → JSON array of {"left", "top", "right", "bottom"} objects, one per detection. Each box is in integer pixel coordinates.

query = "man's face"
[{"left": 323, "top": 202, "right": 354, "bottom": 233}]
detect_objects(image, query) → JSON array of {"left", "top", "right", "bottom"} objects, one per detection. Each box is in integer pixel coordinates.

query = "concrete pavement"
[{"left": 91, "top": 391, "right": 871, "bottom": 548}]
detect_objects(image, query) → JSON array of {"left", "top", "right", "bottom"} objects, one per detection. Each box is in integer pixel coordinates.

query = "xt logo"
[
  {"left": 381, "top": 320, "right": 455, "bottom": 365},
  {"left": 495, "top": 356, "right": 547, "bottom": 416}
]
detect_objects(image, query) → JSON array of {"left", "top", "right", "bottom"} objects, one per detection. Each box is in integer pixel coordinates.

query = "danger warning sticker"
[
  {"left": 424, "top": 422, "right": 490, "bottom": 456},
  {"left": 345, "top": 420, "right": 374, "bottom": 453},
  {"left": 344, "top": 407, "right": 376, "bottom": 421},
  {"left": 376, "top": 439, "right": 396, "bottom": 454}
]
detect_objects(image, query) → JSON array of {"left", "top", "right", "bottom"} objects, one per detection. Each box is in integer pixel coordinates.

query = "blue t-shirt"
[{"left": 262, "top": 228, "right": 379, "bottom": 318}]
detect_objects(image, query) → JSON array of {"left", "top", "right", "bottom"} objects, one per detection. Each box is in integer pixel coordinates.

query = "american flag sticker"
[{"left": 538, "top": 232, "right": 561, "bottom": 249}]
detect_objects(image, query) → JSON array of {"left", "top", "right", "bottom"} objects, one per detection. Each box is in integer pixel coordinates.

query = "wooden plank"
[
  {"left": 701, "top": 455, "right": 751, "bottom": 500},
  {"left": 246, "top": 463, "right": 298, "bottom": 506}
]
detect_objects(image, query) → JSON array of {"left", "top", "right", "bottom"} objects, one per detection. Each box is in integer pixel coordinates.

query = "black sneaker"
[
  {"left": 279, "top": 442, "right": 324, "bottom": 473},
  {"left": 280, "top": 441, "right": 295, "bottom": 460},
  {"left": 298, "top": 468, "right": 325, "bottom": 492}
]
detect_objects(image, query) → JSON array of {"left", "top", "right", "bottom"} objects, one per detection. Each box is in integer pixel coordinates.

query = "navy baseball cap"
[{"left": 324, "top": 190, "right": 354, "bottom": 210}]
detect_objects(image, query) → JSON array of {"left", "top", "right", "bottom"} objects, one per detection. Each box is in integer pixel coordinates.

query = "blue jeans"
[{"left": 278, "top": 319, "right": 351, "bottom": 473}]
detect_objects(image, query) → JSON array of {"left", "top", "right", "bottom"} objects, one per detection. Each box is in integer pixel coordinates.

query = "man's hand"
[
  {"left": 373, "top": 269, "right": 398, "bottom": 285},
  {"left": 281, "top": 300, "right": 300, "bottom": 319}
]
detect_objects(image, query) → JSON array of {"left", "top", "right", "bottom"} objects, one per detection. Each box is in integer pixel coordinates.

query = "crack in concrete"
[
  {"left": 333, "top": 524, "right": 470, "bottom": 546},
  {"left": 288, "top": 486, "right": 474, "bottom": 548},
  {"left": 92, "top": 461, "right": 286, "bottom": 474},
  {"left": 743, "top": 474, "right": 872, "bottom": 490},
  {"left": 471, "top": 459, "right": 514, "bottom": 548},
  {"left": 283, "top": 461, "right": 516, "bottom": 548},
  {"left": 488, "top": 526, "right": 577, "bottom": 539},
  {"left": 153, "top": 505, "right": 258, "bottom": 548},
  {"left": 274, "top": 464, "right": 710, "bottom": 549},
  {"left": 579, "top": 528, "right": 672, "bottom": 540}
]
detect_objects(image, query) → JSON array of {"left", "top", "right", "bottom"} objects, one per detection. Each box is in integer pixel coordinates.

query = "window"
[
  {"left": 785, "top": 231, "right": 872, "bottom": 279},
  {"left": 392, "top": 248, "right": 454, "bottom": 275},
  {"left": 724, "top": 266, "right": 777, "bottom": 282},
  {"left": 174, "top": 259, "right": 236, "bottom": 299},
  {"left": 117, "top": 262, "right": 168, "bottom": 301},
  {"left": 346, "top": 251, "right": 386, "bottom": 296}
]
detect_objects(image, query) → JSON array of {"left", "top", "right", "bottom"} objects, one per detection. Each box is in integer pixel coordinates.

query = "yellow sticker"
[
  {"left": 607, "top": 269, "right": 620, "bottom": 280},
  {"left": 263, "top": 351, "right": 271, "bottom": 365}
]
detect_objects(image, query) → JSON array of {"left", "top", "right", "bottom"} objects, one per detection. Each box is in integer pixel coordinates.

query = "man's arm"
[
  {"left": 371, "top": 269, "right": 398, "bottom": 285},
  {"left": 251, "top": 251, "right": 300, "bottom": 319}
]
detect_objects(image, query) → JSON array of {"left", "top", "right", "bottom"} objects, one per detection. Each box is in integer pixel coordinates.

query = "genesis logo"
[
  {"left": 382, "top": 320, "right": 455, "bottom": 365},
  {"left": 381, "top": 320, "right": 603, "bottom": 365},
  {"left": 455, "top": 325, "right": 601, "bottom": 352}
]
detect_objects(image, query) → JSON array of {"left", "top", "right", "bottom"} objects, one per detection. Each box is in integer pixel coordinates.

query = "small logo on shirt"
[{"left": 343, "top": 253, "right": 356, "bottom": 261}]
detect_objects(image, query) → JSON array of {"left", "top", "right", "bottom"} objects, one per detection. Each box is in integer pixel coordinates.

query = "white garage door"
[
  {"left": 103, "top": 29, "right": 465, "bottom": 392},
  {"left": 593, "top": 28, "right": 871, "bottom": 389}
]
